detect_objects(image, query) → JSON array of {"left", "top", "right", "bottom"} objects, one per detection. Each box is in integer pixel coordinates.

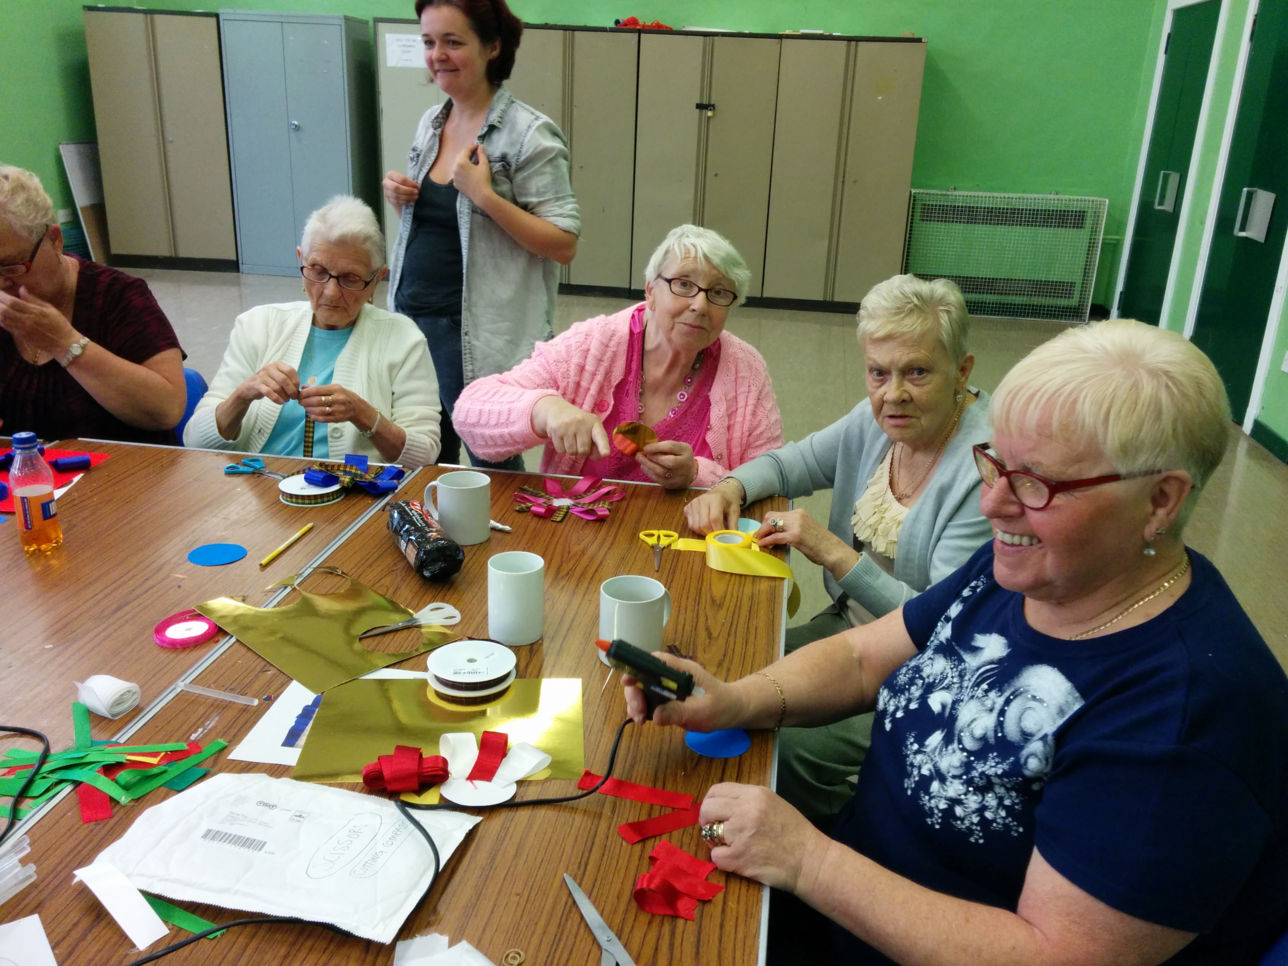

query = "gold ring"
[
  {"left": 700, "top": 821, "right": 727, "bottom": 847},
  {"left": 326, "top": 404, "right": 333, "bottom": 414}
]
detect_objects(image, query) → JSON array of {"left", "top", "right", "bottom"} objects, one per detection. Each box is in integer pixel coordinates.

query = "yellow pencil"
[{"left": 259, "top": 522, "right": 314, "bottom": 569}]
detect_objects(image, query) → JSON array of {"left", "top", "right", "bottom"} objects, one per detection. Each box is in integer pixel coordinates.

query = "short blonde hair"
[
  {"left": 300, "top": 195, "right": 386, "bottom": 270},
  {"left": 643, "top": 224, "right": 752, "bottom": 306},
  {"left": 857, "top": 274, "right": 970, "bottom": 364},
  {"left": 0, "top": 165, "right": 55, "bottom": 242},
  {"left": 991, "top": 319, "right": 1230, "bottom": 512}
]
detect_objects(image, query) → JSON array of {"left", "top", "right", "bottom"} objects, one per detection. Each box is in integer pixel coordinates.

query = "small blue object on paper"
[
  {"left": 282, "top": 694, "right": 323, "bottom": 748},
  {"left": 187, "top": 543, "right": 248, "bottom": 567},
  {"left": 685, "top": 728, "right": 751, "bottom": 759}
]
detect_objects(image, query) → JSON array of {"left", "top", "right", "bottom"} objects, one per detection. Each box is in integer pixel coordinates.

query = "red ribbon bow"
[
  {"left": 512, "top": 476, "right": 624, "bottom": 522},
  {"left": 361, "top": 744, "right": 449, "bottom": 793}
]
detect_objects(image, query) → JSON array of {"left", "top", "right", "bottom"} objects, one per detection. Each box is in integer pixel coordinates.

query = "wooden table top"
[
  {"left": 4, "top": 462, "right": 787, "bottom": 965},
  {"left": 0, "top": 440, "right": 393, "bottom": 749}
]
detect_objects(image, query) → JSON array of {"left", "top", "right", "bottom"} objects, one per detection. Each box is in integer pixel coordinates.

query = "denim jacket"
[{"left": 387, "top": 87, "right": 580, "bottom": 382}]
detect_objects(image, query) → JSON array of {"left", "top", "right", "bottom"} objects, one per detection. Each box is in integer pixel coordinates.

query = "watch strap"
[{"left": 61, "top": 335, "right": 90, "bottom": 368}]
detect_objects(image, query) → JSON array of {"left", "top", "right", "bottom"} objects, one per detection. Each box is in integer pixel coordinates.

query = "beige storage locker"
[{"left": 83, "top": 8, "right": 235, "bottom": 262}]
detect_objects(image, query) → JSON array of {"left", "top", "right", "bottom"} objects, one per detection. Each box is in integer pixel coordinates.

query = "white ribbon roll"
[{"left": 75, "top": 674, "right": 141, "bottom": 718}]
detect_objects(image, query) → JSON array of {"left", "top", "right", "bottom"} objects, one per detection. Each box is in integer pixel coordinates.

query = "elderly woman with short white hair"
[
  {"left": 634, "top": 319, "right": 1288, "bottom": 964},
  {"left": 185, "top": 196, "right": 441, "bottom": 467}
]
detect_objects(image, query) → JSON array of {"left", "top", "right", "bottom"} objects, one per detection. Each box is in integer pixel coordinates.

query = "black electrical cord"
[
  {"left": 123, "top": 718, "right": 634, "bottom": 964},
  {"left": 0, "top": 724, "right": 51, "bottom": 848}
]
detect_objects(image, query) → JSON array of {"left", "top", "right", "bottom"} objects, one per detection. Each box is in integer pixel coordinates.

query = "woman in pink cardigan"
[{"left": 453, "top": 225, "right": 783, "bottom": 488}]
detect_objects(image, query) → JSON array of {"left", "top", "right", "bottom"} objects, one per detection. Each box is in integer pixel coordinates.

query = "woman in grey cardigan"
[{"left": 685, "top": 274, "right": 991, "bottom": 822}]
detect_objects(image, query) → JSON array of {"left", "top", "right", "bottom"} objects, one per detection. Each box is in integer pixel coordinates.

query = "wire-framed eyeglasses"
[
  {"left": 299, "top": 264, "right": 380, "bottom": 291},
  {"left": 0, "top": 232, "right": 45, "bottom": 279},
  {"left": 656, "top": 275, "right": 737, "bottom": 307},
  {"left": 972, "top": 442, "right": 1162, "bottom": 510}
]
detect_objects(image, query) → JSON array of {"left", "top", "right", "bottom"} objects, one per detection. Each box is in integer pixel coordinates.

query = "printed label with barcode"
[{"left": 201, "top": 828, "right": 268, "bottom": 852}]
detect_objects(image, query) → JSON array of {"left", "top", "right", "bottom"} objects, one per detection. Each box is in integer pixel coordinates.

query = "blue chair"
[
  {"left": 1259, "top": 928, "right": 1288, "bottom": 966},
  {"left": 177, "top": 367, "right": 208, "bottom": 441}
]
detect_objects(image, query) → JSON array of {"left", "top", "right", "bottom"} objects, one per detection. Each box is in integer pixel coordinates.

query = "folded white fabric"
[{"left": 96, "top": 772, "right": 480, "bottom": 943}]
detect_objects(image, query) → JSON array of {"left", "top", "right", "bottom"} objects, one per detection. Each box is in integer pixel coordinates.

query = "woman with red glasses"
[
  {"left": 629, "top": 319, "right": 1288, "bottom": 965},
  {"left": 0, "top": 165, "right": 185, "bottom": 443}
]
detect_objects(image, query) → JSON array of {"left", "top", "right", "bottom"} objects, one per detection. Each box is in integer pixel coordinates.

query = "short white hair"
[
  {"left": 0, "top": 165, "right": 55, "bottom": 242},
  {"left": 857, "top": 274, "right": 970, "bottom": 364},
  {"left": 643, "top": 224, "right": 752, "bottom": 306},
  {"left": 300, "top": 195, "right": 385, "bottom": 270}
]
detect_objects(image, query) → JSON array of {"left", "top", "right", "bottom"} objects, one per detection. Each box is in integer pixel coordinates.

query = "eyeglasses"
[
  {"left": 299, "top": 264, "right": 380, "bottom": 291},
  {"left": 656, "top": 275, "right": 737, "bottom": 307},
  {"left": 972, "top": 442, "right": 1162, "bottom": 511},
  {"left": 0, "top": 233, "right": 45, "bottom": 279}
]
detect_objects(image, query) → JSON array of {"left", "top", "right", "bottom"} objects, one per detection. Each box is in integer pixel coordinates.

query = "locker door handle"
[
  {"left": 1153, "top": 170, "right": 1180, "bottom": 213},
  {"left": 695, "top": 102, "right": 715, "bottom": 117},
  {"left": 289, "top": 120, "right": 301, "bottom": 131},
  {"left": 1233, "top": 187, "right": 1276, "bottom": 243}
]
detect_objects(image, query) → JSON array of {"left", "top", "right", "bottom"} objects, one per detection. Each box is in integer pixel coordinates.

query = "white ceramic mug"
[
  {"left": 488, "top": 551, "right": 544, "bottom": 646},
  {"left": 423, "top": 470, "right": 491, "bottom": 545},
  {"left": 598, "top": 575, "right": 672, "bottom": 659}
]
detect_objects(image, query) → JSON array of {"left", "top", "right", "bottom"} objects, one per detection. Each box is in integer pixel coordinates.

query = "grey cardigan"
[{"left": 732, "top": 392, "right": 993, "bottom": 620}]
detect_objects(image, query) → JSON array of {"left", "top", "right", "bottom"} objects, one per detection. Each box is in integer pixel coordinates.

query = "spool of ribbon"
[
  {"left": 512, "top": 476, "right": 624, "bottom": 522},
  {"left": 278, "top": 474, "right": 344, "bottom": 507},
  {"left": 671, "top": 530, "right": 800, "bottom": 616},
  {"left": 153, "top": 610, "right": 221, "bottom": 649},
  {"left": 361, "top": 744, "right": 449, "bottom": 793},
  {"left": 75, "top": 674, "right": 142, "bottom": 719},
  {"left": 427, "top": 641, "right": 517, "bottom": 705}
]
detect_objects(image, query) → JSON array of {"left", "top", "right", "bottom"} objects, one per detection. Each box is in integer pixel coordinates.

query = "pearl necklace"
[
  {"left": 889, "top": 394, "right": 965, "bottom": 501},
  {"left": 1069, "top": 553, "right": 1190, "bottom": 640}
]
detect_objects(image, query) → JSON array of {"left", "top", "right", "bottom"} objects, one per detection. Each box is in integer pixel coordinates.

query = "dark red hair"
[{"left": 415, "top": 0, "right": 523, "bottom": 84}]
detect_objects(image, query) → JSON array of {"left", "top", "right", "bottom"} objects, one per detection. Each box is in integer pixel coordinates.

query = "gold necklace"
[
  {"left": 1069, "top": 553, "right": 1190, "bottom": 640},
  {"left": 889, "top": 394, "right": 965, "bottom": 501}
]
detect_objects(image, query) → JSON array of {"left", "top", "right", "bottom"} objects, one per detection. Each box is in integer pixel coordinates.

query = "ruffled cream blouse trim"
[{"left": 852, "top": 445, "right": 907, "bottom": 560}]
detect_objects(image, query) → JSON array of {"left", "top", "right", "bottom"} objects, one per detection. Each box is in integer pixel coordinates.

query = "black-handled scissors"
[{"left": 564, "top": 873, "right": 636, "bottom": 966}]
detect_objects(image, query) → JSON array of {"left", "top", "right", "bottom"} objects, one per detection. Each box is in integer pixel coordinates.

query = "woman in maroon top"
[{"left": 0, "top": 165, "right": 185, "bottom": 444}]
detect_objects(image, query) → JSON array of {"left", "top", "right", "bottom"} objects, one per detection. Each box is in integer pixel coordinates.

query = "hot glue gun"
[{"left": 595, "top": 638, "right": 699, "bottom": 708}]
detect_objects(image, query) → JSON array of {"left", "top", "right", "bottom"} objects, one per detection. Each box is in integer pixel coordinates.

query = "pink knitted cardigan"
[{"left": 452, "top": 304, "right": 783, "bottom": 485}]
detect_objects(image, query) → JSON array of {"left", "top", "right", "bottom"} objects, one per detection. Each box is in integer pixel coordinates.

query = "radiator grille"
[{"left": 903, "top": 190, "right": 1108, "bottom": 323}]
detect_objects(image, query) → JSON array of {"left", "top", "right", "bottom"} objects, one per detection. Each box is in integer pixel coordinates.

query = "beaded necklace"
[{"left": 638, "top": 343, "right": 704, "bottom": 420}]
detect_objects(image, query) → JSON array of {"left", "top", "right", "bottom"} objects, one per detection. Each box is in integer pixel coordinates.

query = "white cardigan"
[{"left": 183, "top": 301, "right": 441, "bottom": 468}]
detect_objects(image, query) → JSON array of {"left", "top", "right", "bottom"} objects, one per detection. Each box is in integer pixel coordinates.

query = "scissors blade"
[
  {"left": 652, "top": 544, "right": 662, "bottom": 571},
  {"left": 563, "top": 874, "right": 636, "bottom": 966}
]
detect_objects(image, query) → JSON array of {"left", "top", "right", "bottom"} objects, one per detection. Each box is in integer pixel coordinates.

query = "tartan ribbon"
[
  {"left": 512, "top": 476, "right": 624, "bottom": 522},
  {"left": 302, "top": 418, "right": 315, "bottom": 458},
  {"left": 303, "top": 454, "right": 404, "bottom": 495}
]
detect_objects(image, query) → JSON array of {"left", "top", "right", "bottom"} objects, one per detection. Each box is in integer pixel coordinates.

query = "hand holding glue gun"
[{"left": 599, "top": 639, "right": 731, "bottom": 728}]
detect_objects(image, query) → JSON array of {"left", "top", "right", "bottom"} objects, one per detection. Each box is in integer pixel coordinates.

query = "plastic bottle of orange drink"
[{"left": 10, "top": 431, "right": 63, "bottom": 554}]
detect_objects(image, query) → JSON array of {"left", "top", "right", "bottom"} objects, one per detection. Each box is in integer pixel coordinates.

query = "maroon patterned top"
[{"left": 1, "top": 257, "right": 184, "bottom": 444}]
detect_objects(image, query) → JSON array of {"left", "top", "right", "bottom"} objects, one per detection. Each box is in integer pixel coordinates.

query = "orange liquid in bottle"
[{"left": 16, "top": 484, "right": 64, "bottom": 554}]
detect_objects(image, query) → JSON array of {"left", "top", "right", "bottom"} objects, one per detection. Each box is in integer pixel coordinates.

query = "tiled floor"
[{"left": 136, "top": 267, "right": 1288, "bottom": 666}]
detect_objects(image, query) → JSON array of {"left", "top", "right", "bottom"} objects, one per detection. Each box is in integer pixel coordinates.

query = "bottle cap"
[{"left": 12, "top": 431, "right": 37, "bottom": 449}]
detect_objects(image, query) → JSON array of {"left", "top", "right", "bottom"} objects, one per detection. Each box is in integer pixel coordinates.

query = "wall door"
[
  {"left": 1117, "top": 0, "right": 1220, "bottom": 323},
  {"left": 1191, "top": 0, "right": 1288, "bottom": 418}
]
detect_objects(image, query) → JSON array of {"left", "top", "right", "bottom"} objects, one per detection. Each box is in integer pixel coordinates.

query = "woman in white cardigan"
[{"left": 184, "top": 197, "right": 440, "bottom": 468}]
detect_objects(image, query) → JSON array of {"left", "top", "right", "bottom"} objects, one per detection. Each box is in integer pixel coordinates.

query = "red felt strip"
[
  {"left": 577, "top": 771, "right": 694, "bottom": 810},
  {"left": 616, "top": 804, "right": 700, "bottom": 844},
  {"left": 466, "top": 730, "right": 508, "bottom": 783},
  {"left": 76, "top": 781, "right": 114, "bottom": 824}
]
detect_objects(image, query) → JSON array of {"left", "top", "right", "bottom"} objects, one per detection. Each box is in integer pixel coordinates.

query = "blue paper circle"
[
  {"left": 187, "top": 543, "right": 247, "bottom": 566},
  {"left": 685, "top": 728, "right": 751, "bottom": 759}
]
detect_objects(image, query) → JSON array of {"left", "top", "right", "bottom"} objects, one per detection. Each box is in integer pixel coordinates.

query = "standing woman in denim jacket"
[{"left": 384, "top": 0, "right": 580, "bottom": 467}]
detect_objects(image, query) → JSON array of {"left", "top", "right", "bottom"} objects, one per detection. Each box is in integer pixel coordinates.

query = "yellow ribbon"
[{"left": 673, "top": 530, "right": 800, "bottom": 616}]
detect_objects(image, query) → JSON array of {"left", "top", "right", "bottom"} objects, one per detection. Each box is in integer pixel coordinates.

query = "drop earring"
[{"left": 1143, "top": 526, "right": 1167, "bottom": 557}]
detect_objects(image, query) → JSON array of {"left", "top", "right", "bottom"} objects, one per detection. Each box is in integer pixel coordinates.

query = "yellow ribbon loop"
[{"left": 673, "top": 530, "right": 800, "bottom": 616}]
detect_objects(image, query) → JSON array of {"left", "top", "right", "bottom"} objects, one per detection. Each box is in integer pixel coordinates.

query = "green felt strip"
[
  {"left": 163, "top": 766, "right": 208, "bottom": 791},
  {"left": 116, "top": 741, "right": 226, "bottom": 802},
  {"left": 72, "top": 702, "right": 91, "bottom": 750},
  {"left": 143, "top": 894, "right": 225, "bottom": 938}
]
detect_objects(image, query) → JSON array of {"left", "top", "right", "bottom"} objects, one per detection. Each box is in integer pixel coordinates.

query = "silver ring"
[
  {"left": 700, "top": 821, "right": 727, "bottom": 847},
  {"left": 770, "top": 517, "right": 784, "bottom": 532}
]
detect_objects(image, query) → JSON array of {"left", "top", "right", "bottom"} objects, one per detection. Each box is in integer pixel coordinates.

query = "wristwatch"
[{"left": 60, "top": 335, "right": 90, "bottom": 368}]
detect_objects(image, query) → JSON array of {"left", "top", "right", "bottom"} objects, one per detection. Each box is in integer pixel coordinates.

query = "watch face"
[{"left": 70, "top": 342, "right": 84, "bottom": 356}]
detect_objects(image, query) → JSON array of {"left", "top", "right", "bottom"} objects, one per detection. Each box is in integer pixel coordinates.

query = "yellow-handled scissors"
[{"left": 639, "top": 529, "right": 678, "bottom": 571}]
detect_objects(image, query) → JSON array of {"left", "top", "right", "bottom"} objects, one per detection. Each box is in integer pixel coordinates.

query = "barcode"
[{"left": 201, "top": 828, "right": 268, "bottom": 852}]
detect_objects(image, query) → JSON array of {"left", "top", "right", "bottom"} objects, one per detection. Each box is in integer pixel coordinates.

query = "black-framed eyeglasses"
[
  {"left": 299, "top": 264, "right": 380, "bottom": 291},
  {"left": 656, "top": 275, "right": 737, "bottom": 307},
  {"left": 0, "top": 232, "right": 45, "bottom": 279},
  {"left": 972, "top": 442, "right": 1162, "bottom": 511}
]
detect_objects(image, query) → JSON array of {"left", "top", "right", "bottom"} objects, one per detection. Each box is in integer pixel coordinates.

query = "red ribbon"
[
  {"left": 577, "top": 771, "right": 694, "bottom": 810},
  {"left": 617, "top": 804, "right": 701, "bottom": 844},
  {"left": 361, "top": 745, "right": 449, "bottom": 793},
  {"left": 75, "top": 740, "right": 207, "bottom": 824},
  {"left": 465, "top": 730, "right": 508, "bottom": 783},
  {"left": 512, "top": 476, "right": 624, "bottom": 522},
  {"left": 634, "top": 841, "right": 724, "bottom": 919}
]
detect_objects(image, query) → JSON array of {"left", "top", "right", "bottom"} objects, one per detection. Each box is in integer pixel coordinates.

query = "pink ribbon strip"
[
  {"left": 634, "top": 841, "right": 725, "bottom": 919},
  {"left": 512, "top": 476, "right": 625, "bottom": 522}
]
